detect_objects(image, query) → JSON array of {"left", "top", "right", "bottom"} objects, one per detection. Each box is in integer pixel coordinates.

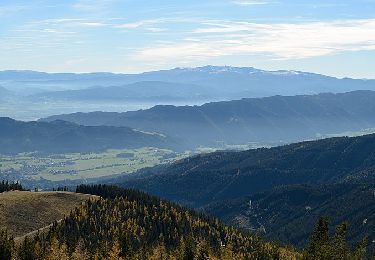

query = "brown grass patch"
[{"left": 0, "top": 191, "right": 96, "bottom": 238}]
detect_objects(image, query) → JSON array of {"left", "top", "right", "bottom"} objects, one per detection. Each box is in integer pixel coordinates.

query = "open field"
[
  {"left": 0, "top": 191, "right": 96, "bottom": 238},
  {"left": 0, "top": 147, "right": 191, "bottom": 183}
]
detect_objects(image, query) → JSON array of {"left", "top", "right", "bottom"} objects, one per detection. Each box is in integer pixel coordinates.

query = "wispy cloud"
[
  {"left": 114, "top": 20, "right": 158, "bottom": 29},
  {"left": 0, "top": 4, "right": 28, "bottom": 16},
  {"left": 72, "top": 0, "right": 117, "bottom": 12},
  {"left": 133, "top": 19, "right": 375, "bottom": 64},
  {"left": 79, "top": 22, "right": 107, "bottom": 27},
  {"left": 231, "top": 0, "right": 272, "bottom": 6}
]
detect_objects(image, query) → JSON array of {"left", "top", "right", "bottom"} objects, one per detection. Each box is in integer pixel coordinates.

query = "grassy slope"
[{"left": 0, "top": 191, "right": 95, "bottom": 237}]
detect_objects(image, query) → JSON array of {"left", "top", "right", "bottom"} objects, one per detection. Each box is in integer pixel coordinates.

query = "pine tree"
[
  {"left": 70, "top": 239, "right": 88, "bottom": 260},
  {"left": 107, "top": 240, "right": 123, "bottom": 260},
  {"left": 305, "top": 217, "right": 330, "bottom": 259},
  {"left": 331, "top": 222, "right": 349, "bottom": 259},
  {"left": 354, "top": 236, "right": 368, "bottom": 260},
  {"left": 180, "top": 237, "right": 196, "bottom": 260},
  {"left": 196, "top": 240, "right": 210, "bottom": 260}
]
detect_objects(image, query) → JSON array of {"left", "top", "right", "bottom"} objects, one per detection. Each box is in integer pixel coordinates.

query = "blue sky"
[{"left": 1, "top": 0, "right": 375, "bottom": 78}]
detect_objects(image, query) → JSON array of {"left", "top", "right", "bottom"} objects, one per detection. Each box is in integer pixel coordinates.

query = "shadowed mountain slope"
[
  {"left": 0, "top": 117, "right": 174, "bottom": 154},
  {"left": 42, "top": 90, "right": 375, "bottom": 147}
]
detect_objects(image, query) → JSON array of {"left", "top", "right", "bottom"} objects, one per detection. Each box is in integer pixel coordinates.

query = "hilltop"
[{"left": 0, "top": 191, "right": 95, "bottom": 238}]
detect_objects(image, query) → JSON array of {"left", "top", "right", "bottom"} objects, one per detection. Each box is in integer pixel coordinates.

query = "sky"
[{"left": 1, "top": 0, "right": 375, "bottom": 78}]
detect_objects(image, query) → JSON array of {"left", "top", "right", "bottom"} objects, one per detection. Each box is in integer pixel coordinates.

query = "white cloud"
[
  {"left": 147, "top": 27, "right": 168, "bottom": 33},
  {"left": 115, "top": 21, "right": 147, "bottom": 29},
  {"left": 79, "top": 22, "right": 106, "bottom": 27},
  {"left": 114, "top": 19, "right": 162, "bottom": 30},
  {"left": 133, "top": 19, "right": 375, "bottom": 64},
  {"left": 231, "top": 0, "right": 272, "bottom": 6}
]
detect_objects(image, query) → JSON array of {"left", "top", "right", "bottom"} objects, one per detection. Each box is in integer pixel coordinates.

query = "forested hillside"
[
  {"left": 0, "top": 117, "right": 174, "bottom": 154},
  {"left": 205, "top": 184, "right": 375, "bottom": 248},
  {"left": 115, "top": 133, "right": 375, "bottom": 206},
  {"left": 42, "top": 91, "right": 375, "bottom": 147},
  {"left": 2, "top": 185, "right": 298, "bottom": 260},
  {"left": 0, "top": 185, "right": 371, "bottom": 259},
  {"left": 111, "top": 133, "right": 375, "bottom": 248}
]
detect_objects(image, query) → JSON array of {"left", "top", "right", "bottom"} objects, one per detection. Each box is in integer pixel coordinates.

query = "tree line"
[{"left": 0, "top": 180, "right": 24, "bottom": 193}]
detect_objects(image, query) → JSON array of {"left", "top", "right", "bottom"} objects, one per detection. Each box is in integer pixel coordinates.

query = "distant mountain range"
[
  {"left": 0, "top": 117, "right": 173, "bottom": 154},
  {"left": 2, "top": 65, "right": 375, "bottom": 98},
  {"left": 112, "top": 133, "right": 375, "bottom": 247},
  {"left": 31, "top": 81, "right": 210, "bottom": 102},
  {"left": 41, "top": 90, "right": 375, "bottom": 148},
  {"left": 2, "top": 66, "right": 375, "bottom": 121}
]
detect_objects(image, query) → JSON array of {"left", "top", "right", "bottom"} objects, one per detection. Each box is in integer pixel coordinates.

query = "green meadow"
[{"left": 0, "top": 148, "right": 191, "bottom": 182}]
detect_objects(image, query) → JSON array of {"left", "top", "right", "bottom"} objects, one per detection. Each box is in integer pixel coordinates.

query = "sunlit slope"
[{"left": 0, "top": 191, "right": 95, "bottom": 237}]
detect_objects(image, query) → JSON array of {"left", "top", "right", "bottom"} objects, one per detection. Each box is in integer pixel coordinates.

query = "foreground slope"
[
  {"left": 42, "top": 91, "right": 375, "bottom": 147},
  {"left": 9, "top": 185, "right": 299, "bottom": 260},
  {"left": 0, "top": 191, "right": 94, "bottom": 237}
]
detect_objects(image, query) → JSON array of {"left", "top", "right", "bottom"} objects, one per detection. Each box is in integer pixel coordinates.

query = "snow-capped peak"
[{"left": 173, "top": 66, "right": 308, "bottom": 76}]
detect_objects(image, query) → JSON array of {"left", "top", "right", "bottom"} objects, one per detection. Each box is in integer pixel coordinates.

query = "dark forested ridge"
[
  {"left": 111, "top": 133, "right": 375, "bottom": 248},
  {"left": 0, "top": 117, "right": 175, "bottom": 154},
  {"left": 205, "top": 184, "right": 375, "bottom": 248},
  {"left": 41, "top": 91, "right": 375, "bottom": 147},
  {"left": 114, "top": 133, "right": 375, "bottom": 206}
]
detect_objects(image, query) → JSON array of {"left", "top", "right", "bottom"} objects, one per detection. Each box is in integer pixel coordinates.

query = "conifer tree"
[
  {"left": 305, "top": 217, "right": 330, "bottom": 259},
  {"left": 107, "top": 240, "right": 123, "bottom": 260},
  {"left": 331, "top": 222, "right": 349, "bottom": 259}
]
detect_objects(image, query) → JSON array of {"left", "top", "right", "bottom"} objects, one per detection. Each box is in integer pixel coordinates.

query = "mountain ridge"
[
  {"left": 0, "top": 66, "right": 339, "bottom": 78},
  {"left": 3, "top": 65, "right": 375, "bottom": 121},
  {"left": 0, "top": 117, "right": 175, "bottom": 154},
  {"left": 41, "top": 90, "right": 375, "bottom": 148},
  {"left": 110, "top": 133, "right": 375, "bottom": 248},
  {"left": 113, "top": 133, "right": 375, "bottom": 205}
]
